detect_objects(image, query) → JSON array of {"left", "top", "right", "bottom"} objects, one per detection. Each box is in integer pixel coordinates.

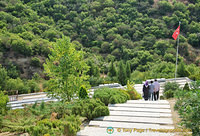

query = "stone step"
[
  {"left": 109, "top": 111, "right": 172, "bottom": 118},
  {"left": 109, "top": 103, "right": 170, "bottom": 109},
  {"left": 126, "top": 100, "right": 169, "bottom": 104},
  {"left": 89, "top": 121, "right": 174, "bottom": 129},
  {"left": 77, "top": 127, "right": 175, "bottom": 136},
  {"left": 94, "top": 116, "right": 173, "bottom": 125},
  {"left": 109, "top": 107, "right": 171, "bottom": 113}
]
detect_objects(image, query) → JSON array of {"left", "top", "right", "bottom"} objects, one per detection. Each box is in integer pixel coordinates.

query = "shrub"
[
  {"left": 118, "top": 89, "right": 131, "bottom": 100},
  {"left": 0, "top": 91, "right": 9, "bottom": 115},
  {"left": 93, "top": 88, "right": 130, "bottom": 106},
  {"left": 183, "top": 82, "right": 190, "bottom": 91},
  {"left": 92, "top": 106, "right": 109, "bottom": 118},
  {"left": 164, "top": 82, "right": 180, "bottom": 93},
  {"left": 160, "top": 96, "right": 164, "bottom": 100},
  {"left": 30, "top": 57, "right": 41, "bottom": 67},
  {"left": 28, "top": 115, "right": 81, "bottom": 136},
  {"left": 5, "top": 78, "right": 29, "bottom": 94},
  {"left": 175, "top": 90, "right": 200, "bottom": 135},
  {"left": 11, "top": 39, "right": 32, "bottom": 56},
  {"left": 190, "top": 81, "right": 200, "bottom": 90},
  {"left": 163, "top": 82, "right": 180, "bottom": 98},
  {"left": 164, "top": 89, "right": 174, "bottom": 99},
  {"left": 126, "top": 81, "right": 142, "bottom": 100},
  {"left": 71, "top": 99, "right": 109, "bottom": 120},
  {"left": 27, "top": 80, "right": 40, "bottom": 93},
  {"left": 79, "top": 85, "right": 88, "bottom": 99},
  {"left": 88, "top": 76, "right": 104, "bottom": 86}
]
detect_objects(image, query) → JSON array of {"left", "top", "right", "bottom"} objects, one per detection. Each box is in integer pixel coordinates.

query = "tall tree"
[
  {"left": 118, "top": 61, "right": 127, "bottom": 85},
  {"left": 43, "top": 36, "right": 89, "bottom": 102},
  {"left": 108, "top": 60, "right": 117, "bottom": 77},
  {"left": 0, "top": 65, "right": 8, "bottom": 90},
  {"left": 126, "top": 62, "right": 131, "bottom": 79},
  {"left": 87, "top": 60, "right": 96, "bottom": 76}
]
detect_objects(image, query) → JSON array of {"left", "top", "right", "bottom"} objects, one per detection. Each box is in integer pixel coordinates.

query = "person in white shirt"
[{"left": 153, "top": 79, "right": 160, "bottom": 101}]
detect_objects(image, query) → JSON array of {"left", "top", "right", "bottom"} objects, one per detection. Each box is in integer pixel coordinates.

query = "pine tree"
[
  {"left": 126, "top": 62, "right": 131, "bottom": 79},
  {"left": 79, "top": 85, "right": 88, "bottom": 99},
  {"left": 118, "top": 61, "right": 127, "bottom": 85},
  {"left": 108, "top": 60, "right": 117, "bottom": 77}
]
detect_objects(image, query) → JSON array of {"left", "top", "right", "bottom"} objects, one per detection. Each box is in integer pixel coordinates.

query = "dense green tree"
[
  {"left": 0, "top": 91, "right": 9, "bottom": 115},
  {"left": 177, "top": 61, "right": 190, "bottom": 77},
  {"left": 126, "top": 61, "right": 131, "bottom": 79},
  {"left": 108, "top": 60, "right": 117, "bottom": 77},
  {"left": 118, "top": 61, "right": 127, "bottom": 86},
  {"left": 188, "top": 33, "right": 200, "bottom": 47},
  {"left": 0, "top": 65, "right": 8, "bottom": 90}
]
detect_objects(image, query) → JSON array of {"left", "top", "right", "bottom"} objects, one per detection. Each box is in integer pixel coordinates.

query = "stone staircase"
[
  {"left": 77, "top": 100, "right": 175, "bottom": 136},
  {"left": 78, "top": 77, "right": 191, "bottom": 136}
]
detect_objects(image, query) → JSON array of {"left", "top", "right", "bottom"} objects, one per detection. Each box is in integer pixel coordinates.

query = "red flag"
[{"left": 172, "top": 25, "right": 180, "bottom": 40}]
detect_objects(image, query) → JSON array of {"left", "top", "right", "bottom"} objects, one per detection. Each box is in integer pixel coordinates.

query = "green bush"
[
  {"left": 92, "top": 106, "right": 109, "bottom": 118},
  {"left": 28, "top": 115, "right": 81, "bottom": 136},
  {"left": 126, "top": 81, "right": 142, "bottom": 100},
  {"left": 163, "top": 82, "right": 180, "bottom": 99},
  {"left": 5, "top": 78, "right": 29, "bottom": 94},
  {"left": 183, "top": 82, "right": 190, "bottom": 91},
  {"left": 0, "top": 91, "right": 9, "bottom": 115},
  {"left": 118, "top": 89, "right": 131, "bottom": 100},
  {"left": 30, "top": 57, "right": 41, "bottom": 67},
  {"left": 164, "top": 89, "right": 174, "bottom": 99},
  {"left": 27, "top": 80, "right": 40, "bottom": 93},
  {"left": 79, "top": 85, "right": 88, "bottom": 99},
  {"left": 175, "top": 89, "right": 200, "bottom": 136},
  {"left": 71, "top": 99, "right": 109, "bottom": 120},
  {"left": 93, "top": 88, "right": 130, "bottom": 106},
  {"left": 160, "top": 96, "right": 164, "bottom": 100},
  {"left": 11, "top": 39, "right": 32, "bottom": 56},
  {"left": 164, "top": 82, "right": 180, "bottom": 93}
]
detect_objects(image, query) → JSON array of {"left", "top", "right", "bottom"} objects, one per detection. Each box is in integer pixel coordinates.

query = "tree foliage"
[{"left": 44, "top": 36, "right": 89, "bottom": 102}]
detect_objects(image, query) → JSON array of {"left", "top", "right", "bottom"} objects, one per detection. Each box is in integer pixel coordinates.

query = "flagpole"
[{"left": 175, "top": 21, "right": 181, "bottom": 82}]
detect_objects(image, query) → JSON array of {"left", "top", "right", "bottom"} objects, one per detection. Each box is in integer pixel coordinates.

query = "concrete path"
[{"left": 77, "top": 100, "right": 175, "bottom": 136}]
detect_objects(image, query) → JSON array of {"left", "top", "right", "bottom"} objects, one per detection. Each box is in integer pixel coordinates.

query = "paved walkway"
[{"left": 77, "top": 100, "right": 175, "bottom": 136}]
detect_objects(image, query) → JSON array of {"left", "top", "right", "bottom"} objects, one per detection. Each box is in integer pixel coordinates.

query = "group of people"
[{"left": 142, "top": 79, "right": 160, "bottom": 101}]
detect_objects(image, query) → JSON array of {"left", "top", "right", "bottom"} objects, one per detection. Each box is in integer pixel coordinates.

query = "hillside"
[{"left": 0, "top": 0, "right": 200, "bottom": 85}]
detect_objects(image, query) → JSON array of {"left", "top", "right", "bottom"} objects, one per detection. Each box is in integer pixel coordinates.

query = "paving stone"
[
  {"left": 109, "top": 111, "right": 172, "bottom": 118},
  {"left": 109, "top": 103, "right": 170, "bottom": 109},
  {"left": 89, "top": 121, "right": 174, "bottom": 129},
  {"left": 94, "top": 116, "right": 173, "bottom": 125},
  {"left": 77, "top": 127, "right": 175, "bottom": 136},
  {"left": 109, "top": 107, "right": 172, "bottom": 113}
]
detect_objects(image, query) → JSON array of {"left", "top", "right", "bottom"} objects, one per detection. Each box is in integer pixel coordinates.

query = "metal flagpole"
[{"left": 175, "top": 21, "right": 181, "bottom": 82}]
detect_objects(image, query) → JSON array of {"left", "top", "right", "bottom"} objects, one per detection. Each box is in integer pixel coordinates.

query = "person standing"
[
  {"left": 154, "top": 79, "right": 160, "bottom": 101},
  {"left": 149, "top": 81, "right": 154, "bottom": 101},
  {"left": 143, "top": 81, "right": 149, "bottom": 101}
]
